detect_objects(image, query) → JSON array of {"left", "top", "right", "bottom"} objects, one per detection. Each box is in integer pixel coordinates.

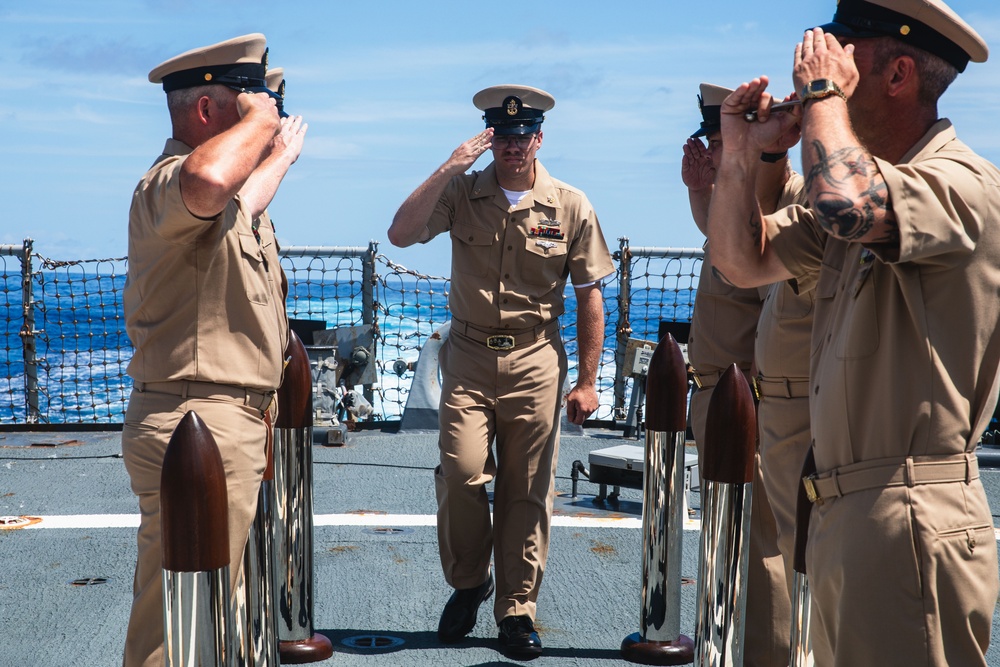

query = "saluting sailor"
[
  {"left": 684, "top": 81, "right": 811, "bottom": 667},
  {"left": 706, "top": 0, "right": 1000, "bottom": 663},
  {"left": 121, "top": 33, "right": 306, "bottom": 667},
  {"left": 388, "top": 84, "right": 614, "bottom": 658}
]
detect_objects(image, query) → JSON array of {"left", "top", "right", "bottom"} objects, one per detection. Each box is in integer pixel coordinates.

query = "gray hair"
[
  {"left": 871, "top": 37, "right": 958, "bottom": 106},
  {"left": 166, "top": 85, "right": 233, "bottom": 117}
]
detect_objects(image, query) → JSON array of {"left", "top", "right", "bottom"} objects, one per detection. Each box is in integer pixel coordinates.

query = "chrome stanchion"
[
  {"left": 161, "top": 410, "right": 233, "bottom": 667},
  {"left": 694, "top": 364, "right": 756, "bottom": 667},
  {"left": 622, "top": 333, "right": 695, "bottom": 665},
  {"left": 273, "top": 330, "right": 334, "bottom": 662},
  {"left": 243, "top": 410, "right": 279, "bottom": 666},
  {"left": 789, "top": 449, "right": 816, "bottom": 667}
]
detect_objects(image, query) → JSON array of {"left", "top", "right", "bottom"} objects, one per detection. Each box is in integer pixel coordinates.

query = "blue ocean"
[{"left": 0, "top": 259, "right": 698, "bottom": 425}]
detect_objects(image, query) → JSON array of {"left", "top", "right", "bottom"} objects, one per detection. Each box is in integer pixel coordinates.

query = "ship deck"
[{"left": 2, "top": 427, "right": 1000, "bottom": 666}]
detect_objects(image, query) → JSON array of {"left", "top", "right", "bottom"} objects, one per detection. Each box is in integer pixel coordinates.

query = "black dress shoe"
[
  {"left": 437, "top": 571, "right": 495, "bottom": 643},
  {"left": 498, "top": 615, "right": 543, "bottom": 658}
]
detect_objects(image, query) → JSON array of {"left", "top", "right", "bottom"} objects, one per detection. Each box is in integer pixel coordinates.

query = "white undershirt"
[{"left": 500, "top": 187, "right": 530, "bottom": 207}]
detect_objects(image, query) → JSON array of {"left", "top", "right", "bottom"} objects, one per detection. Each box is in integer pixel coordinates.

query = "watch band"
[
  {"left": 800, "top": 79, "right": 847, "bottom": 107},
  {"left": 760, "top": 151, "right": 788, "bottom": 163}
]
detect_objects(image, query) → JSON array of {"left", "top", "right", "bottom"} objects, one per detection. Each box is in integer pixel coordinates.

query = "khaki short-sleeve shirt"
[
  {"left": 768, "top": 120, "right": 1000, "bottom": 471},
  {"left": 688, "top": 248, "right": 765, "bottom": 378},
  {"left": 424, "top": 160, "right": 614, "bottom": 329},
  {"left": 124, "top": 139, "right": 289, "bottom": 391},
  {"left": 756, "top": 172, "right": 814, "bottom": 380}
]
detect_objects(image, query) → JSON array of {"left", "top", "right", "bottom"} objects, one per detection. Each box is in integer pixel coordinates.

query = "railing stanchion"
[
  {"left": 613, "top": 236, "right": 633, "bottom": 420},
  {"left": 19, "top": 238, "right": 39, "bottom": 423}
]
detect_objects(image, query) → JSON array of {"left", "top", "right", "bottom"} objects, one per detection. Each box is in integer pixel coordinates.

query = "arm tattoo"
[
  {"left": 804, "top": 140, "right": 895, "bottom": 243},
  {"left": 748, "top": 210, "right": 762, "bottom": 249},
  {"left": 711, "top": 265, "right": 736, "bottom": 287}
]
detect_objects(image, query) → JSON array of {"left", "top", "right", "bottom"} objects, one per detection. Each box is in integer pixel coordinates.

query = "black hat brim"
[
  {"left": 492, "top": 123, "right": 542, "bottom": 136},
  {"left": 816, "top": 20, "right": 883, "bottom": 39},
  {"left": 224, "top": 84, "right": 289, "bottom": 118},
  {"left": 690, "top": 125, "right": 720, "bottom": 139}
]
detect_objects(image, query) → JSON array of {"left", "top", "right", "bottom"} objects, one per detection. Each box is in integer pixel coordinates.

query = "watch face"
[{"left": 809, "top": 79, "right": 829, "bottom": 94}]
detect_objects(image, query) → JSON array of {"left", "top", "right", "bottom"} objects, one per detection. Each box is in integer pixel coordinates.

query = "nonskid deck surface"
[{"left": 2, "top": 428, "right": 1000, "bottom": 666}]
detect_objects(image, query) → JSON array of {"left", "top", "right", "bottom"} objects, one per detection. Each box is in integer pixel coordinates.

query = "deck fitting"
[
  {"left": 363, "top": 527, "right": 413, "bottom": 536},
  {"left": 69, "top": 577, "right": 108, "bottom": 586},
  {"left": 341, "top": 634, "right": 405, "bottom": 651}
]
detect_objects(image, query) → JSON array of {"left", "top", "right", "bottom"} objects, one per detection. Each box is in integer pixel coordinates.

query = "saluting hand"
[
  {"left": 237, "top": 90, "right": 280, "bottom": 125},
  {"left": 444, "top": 129, "right": 495, "bottom": 174},
  {"left": 794, "top": 28, "right": 859, "bottom": 100},
  {"left": 762, "top": 93, "right": 803, "bottom": 154},
  {"left": 271, "top": 115, "right": 308, "bottom": 165},
  {"left": 720, "top": 77, "right": 800, "bottom": 155},
  {"left": 681, "top": 137, "right": 716, "bottom": 191}
]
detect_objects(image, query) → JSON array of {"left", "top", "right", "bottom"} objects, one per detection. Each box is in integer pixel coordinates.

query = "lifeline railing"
[{"left": 0, "top": 238, "right": 702, "bottom": 425}]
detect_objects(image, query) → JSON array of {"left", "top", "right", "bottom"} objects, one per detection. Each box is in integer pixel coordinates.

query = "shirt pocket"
[
  {"left": 810, "top": 263, "right": 841, "bottom": 360},
  {"left": 522, "top": 237, "right": 568, "bottom": 287},
  {"left": 239, "top": 232, "right": 271, "bottom": 305},
  {"left": 775, "top": 282, "right": 814, "bottom": 320},
  {"left": 836, "top": 263, "right": 879, "bottom": 360},
  {"left": 450, "top": 223, "right": 493, "bottom": 277}
]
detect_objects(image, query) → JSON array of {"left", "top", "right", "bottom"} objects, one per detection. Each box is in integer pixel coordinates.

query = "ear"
[
  {"left": 535, "top": 130, "right": 543, "bottom": 150},
  {"left": 886, "top": 55, "right": 918, "bottom": 100},
  {"left": 194, "top": 95, "right": 213, "bottom": 126}
]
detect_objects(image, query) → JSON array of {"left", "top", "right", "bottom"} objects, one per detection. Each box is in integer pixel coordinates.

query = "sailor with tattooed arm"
[{"left": 705, "top": 0, "right": 1000, "bottom": 665}]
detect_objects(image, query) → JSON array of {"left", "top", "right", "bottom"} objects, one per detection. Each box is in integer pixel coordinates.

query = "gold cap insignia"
[
  {"left": 506, "top": 96, "right": 520, "bottom": 116},
  {"left": 204, "top": 73, "right": 213, "bottom": 81},
  {"left": 900, "top": 25, "right": 910, "bottom": 36}
]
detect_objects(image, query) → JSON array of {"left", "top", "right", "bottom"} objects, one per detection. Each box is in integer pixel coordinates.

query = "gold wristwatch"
[{"left": 800, "top": 79, "right": 846, "bottom": 107}]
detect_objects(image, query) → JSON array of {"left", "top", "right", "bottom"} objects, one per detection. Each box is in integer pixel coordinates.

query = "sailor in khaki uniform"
[
  {"left": 121, "top": 33, "right": 306, "bottom": 667},
  {"left": 685, "top": 83, "right": 807, "bottom": 666},
  {"left": 686, "top": 83, "right": 767, "bottom": 455},
  {"left": 755, "top": 244, "right": 814, "bottom": 597},
  {"left": 388, "top": 84, "right": 614, "bottom": 658},
  {"left": 706, "top": 0, "right": 1000, "bottom": 664}
]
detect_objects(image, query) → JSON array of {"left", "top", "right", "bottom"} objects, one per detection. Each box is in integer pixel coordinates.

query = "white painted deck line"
[
  {"left": 12, "top": 513, "right": 666, "bottom": 531},
  {"left": 15, "top": 515, "right": 1000, "bottom": 543}
]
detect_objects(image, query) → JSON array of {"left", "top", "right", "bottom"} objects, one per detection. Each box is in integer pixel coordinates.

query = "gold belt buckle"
[
  {"left": 691, "top": 369, "right": 704, "bottom": 389},
  {"left": 262, "top": 391, "right": 276, "bottom": 414},
  {"left": 486, "top": 335, "right": 515, "bottom": 351},
  {"left": 802, "top": 474, "right": 823, "bottom": 505}
]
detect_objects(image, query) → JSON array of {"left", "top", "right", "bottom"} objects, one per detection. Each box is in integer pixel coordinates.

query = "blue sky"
[{"left": 4, "top": 0, "right": 1000, "bottom": 271}]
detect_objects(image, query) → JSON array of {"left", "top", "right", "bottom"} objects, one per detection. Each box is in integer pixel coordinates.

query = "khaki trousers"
[
  {"left": 691, "top": 385, "right": 792, "bottom": 667},
  {"left": 808, "top": 480, "right": 998, "bottom": 667},
  {"left": 436, "top": 328, "right": 567, "bottom": 624},
  {"left": 121, "top": 390, "right": 267, "bottom": 667},
  {"left": 757, "top": 394, "right": 812, "bottom": 595}
]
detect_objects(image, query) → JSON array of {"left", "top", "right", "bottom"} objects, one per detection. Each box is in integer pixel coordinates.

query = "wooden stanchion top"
[
  {"left": 645, "top": 334, "right": 687, "bottom": 433},
  {"left": 160, "top": 410, "right": 229, "bottom": 572},
  {"left": 702, "top": 363, "right": 756, "bottom": 485},
  {"left": 276, "top": 329, "right": 312, "bottom": 429}
]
